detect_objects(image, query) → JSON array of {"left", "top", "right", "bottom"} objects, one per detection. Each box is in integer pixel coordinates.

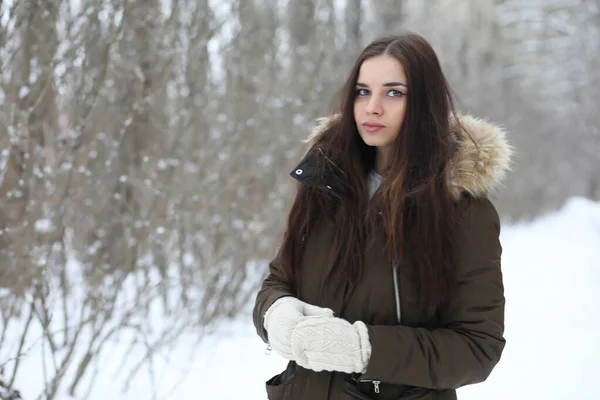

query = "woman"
[{"left": 253, "top": 32, "right": 512, "bottom": 400}]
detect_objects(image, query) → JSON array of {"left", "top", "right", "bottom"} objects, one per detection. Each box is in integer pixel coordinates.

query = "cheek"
[
  {"left": 391, "top": 104, "right": 406, "bottom": 127},
  {"left": 386, "top": 107, "right": 405, "bottom": 140}
]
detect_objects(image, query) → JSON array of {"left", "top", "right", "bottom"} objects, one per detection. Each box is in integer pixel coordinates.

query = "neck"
[{"left": 375, "top": 147, "right": 389, "bottom": 175}]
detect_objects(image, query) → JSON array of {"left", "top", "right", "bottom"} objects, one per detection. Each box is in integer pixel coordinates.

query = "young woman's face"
[{"left": 353, "top": 54, "right": 408, "bottom": 152}]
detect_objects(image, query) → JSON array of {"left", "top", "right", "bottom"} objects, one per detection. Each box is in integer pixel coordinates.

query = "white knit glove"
[
  {"left": 264, "top": 297, "right": 334, "bottom": 360},
  {"left": 291, "top": 315, "right": 372, "bottom": 374}
]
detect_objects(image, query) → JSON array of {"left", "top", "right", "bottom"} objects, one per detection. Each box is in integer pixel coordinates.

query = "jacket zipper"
[
  {"left": 392, "top": 265, "right": 402, "bottom": 324},
  {"left": 358, "top": 377, "right": 424, "bottom": 393},
  {"left": 354, "top": 266, "right": 401, "bottom": 393},
  {"left": 356, "top": 378, "right": 383, "bottom": 393}
]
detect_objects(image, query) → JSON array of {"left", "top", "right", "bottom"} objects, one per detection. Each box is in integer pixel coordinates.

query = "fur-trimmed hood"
[{"left": 302, "top": 114, "right": 513, "bottom": 200}]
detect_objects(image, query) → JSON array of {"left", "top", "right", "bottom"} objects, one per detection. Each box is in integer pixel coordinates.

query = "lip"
[{"left": 362, "top": 122, "right": 386, "bottom": 133}]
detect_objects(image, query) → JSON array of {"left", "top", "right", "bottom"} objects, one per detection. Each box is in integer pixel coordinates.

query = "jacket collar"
[{"left": 291, "top": 113, "right": 513, "bottom": 200}]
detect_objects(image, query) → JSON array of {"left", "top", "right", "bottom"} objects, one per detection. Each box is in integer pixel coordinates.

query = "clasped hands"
[{"left": 263, "top": 296, "right": 372, "bottom": 374}]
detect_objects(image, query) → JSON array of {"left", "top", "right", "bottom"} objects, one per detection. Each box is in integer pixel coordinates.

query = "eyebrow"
[{"left": 356, "top": 82, "right": 408, "bottom": 88}]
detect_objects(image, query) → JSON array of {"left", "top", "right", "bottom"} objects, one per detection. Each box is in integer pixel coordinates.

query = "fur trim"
[
  {"left": 303, "top": 114, "right": 513, "bottom": 200},
  {"left": 446, "top": 114, "right": 513, "bottom": 199}
]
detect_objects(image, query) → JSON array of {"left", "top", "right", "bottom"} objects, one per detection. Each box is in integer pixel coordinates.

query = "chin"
[{"left": 359, "top": 133, "right": 391, "bottom": 148}]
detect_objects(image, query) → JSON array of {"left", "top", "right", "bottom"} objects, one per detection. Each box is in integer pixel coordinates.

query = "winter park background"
[{"left": 0, "top": 1, "right": 599, "bottom": 399}]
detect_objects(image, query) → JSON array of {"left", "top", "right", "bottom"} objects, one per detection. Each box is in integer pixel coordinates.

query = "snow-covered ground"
[{"left": 3, "top": 196, "right": 600, "bottom": 399}]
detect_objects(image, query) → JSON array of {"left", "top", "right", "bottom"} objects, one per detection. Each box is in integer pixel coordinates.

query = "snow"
[
  {"left": 34, "top": 219, "right": 54, "bottom": 233},
  {"left": 2, "top": 196, "right": 600, "bottom": 399}
]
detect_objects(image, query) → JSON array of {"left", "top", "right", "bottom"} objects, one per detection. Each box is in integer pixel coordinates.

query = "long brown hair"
[{"left": 280, "top": 33, "right": 462, "bottom": 318}]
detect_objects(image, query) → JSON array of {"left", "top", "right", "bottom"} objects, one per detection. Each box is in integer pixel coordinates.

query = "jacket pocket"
[
  {"left": 343, "top": 375, "right": 434, "bottom": 400},
  {"left": 397, "top": 388, "right": 435, "bottom": 399},
  {"left": 265, "top": 361, "right": 296, "bottom": 399},
  {"left": 342, "top": 388, "right": 435, "bottom": 400},
  {"left": 342, "top": 383, "right": 373, "bottom": 400}
]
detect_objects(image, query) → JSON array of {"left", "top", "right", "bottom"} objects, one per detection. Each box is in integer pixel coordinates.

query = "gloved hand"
[
  {"left": 264, "top": 296, "right": 334, "bottom": 359},
  {"left": 291, "top": 315, "right": 372, "bottom": 374}
]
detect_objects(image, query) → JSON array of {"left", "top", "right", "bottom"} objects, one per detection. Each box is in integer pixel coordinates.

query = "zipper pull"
[
  {"left": 265, "top": 344, "right": 272, "bottom": 355},
  {"left": 373, "top": 380, "right": 380, "bottom": 394}
]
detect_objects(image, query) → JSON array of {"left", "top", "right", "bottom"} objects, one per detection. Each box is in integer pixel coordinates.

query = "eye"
[
  {"left": 356, "top": 88, "right": 370, "bottom": 96},
  {"left": 387, "top": 89, "right": 405, "bottom": 98}
]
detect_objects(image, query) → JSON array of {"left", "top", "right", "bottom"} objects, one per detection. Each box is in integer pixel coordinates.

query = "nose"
[{"left": 365, "top": 96, "right": 383, "bottom": 116}]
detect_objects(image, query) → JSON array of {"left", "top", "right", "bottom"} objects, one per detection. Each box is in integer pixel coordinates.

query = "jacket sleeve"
[
  {"left": 361, "top": 198, "right": 506, "bottom": 389},
  {"left": 252, "top": 254, "right": 295, "bottom": 343}
]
